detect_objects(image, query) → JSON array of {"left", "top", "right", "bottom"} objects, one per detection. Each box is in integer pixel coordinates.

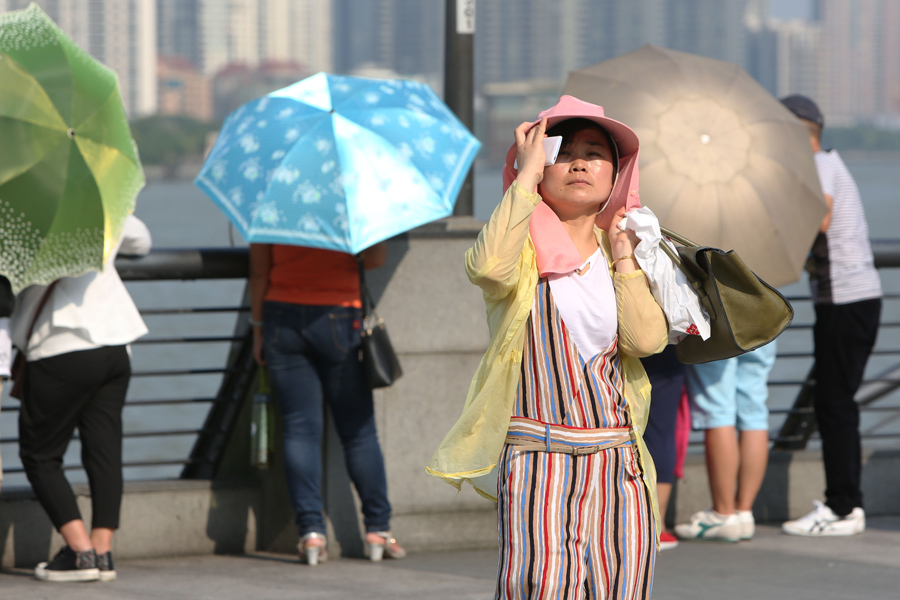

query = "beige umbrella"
[{"left": 565, "top": 45, "right": 827, "bottom": 287}]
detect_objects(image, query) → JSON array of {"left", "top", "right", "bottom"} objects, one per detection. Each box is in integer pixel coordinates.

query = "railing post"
[
  {"left": 445, "top": 0, "right": 476, "bottom": 217},
  {"left": 773, "top": 365, "right": 818, "bottom": 450},
  {"left": 181, "top": 283, "right": 257, "bottom": 479}
]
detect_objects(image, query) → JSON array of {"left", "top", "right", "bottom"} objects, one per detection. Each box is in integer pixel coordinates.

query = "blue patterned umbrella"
[{"left": 195, "top": 72, "right": 481, "bottom": 254}]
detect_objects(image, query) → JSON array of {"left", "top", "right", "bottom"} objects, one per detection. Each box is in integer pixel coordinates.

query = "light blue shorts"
[{"left": 685, "top": 342, "right": 777, "bottom": 431}]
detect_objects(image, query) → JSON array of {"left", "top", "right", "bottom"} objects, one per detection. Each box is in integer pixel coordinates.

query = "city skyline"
[
  {"left": 1, "top": 0, "right": 157, "bottom": 116},
  {"left": 1, "top": 0, "right": 899, "bottom": 125}
]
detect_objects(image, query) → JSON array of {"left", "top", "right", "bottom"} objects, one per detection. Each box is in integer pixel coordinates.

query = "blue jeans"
[{"left": 263, "top": 301, "right": 392, "bottom": 536}]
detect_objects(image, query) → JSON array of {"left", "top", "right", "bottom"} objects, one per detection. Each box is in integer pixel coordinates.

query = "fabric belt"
[{"left": 505, "top": 416, "right": 632, "bottom": 455}]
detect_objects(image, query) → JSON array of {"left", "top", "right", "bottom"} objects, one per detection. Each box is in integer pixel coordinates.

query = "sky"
[{"left": 769, "top": 0, "right": 813, "bottom": 20}]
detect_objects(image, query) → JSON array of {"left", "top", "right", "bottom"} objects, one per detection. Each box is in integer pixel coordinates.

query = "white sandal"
[
  {"left": 367, "top": 531, "right": 406, "bottom": 562},
  {"left": 298, "top": 532, "right": 327, "bottom": 566}
]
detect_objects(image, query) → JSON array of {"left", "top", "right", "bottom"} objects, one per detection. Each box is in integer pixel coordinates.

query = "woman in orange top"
[{"left": 249, "top": 242, "right": 405, "bottom": 565}]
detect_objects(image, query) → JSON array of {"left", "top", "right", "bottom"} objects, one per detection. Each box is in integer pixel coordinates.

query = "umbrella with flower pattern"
[
  {"left": 195, "top": 72, "right": 481, "bottom": 254},
  {"left": 0, "top": 4, "right": 144, "bottom": 293}
]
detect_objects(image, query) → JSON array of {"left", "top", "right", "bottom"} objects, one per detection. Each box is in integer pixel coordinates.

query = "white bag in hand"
[{"left": 618, "top": 207, "right": 711, "bottom": 344}]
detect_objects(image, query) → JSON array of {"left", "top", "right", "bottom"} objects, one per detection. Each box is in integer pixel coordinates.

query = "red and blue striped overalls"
[{"left": 496, "top": 278, "right": 656, "bottom": 600}]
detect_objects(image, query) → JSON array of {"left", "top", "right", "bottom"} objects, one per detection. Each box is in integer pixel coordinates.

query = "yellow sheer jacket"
[{"left": 425, "top": 181, "right": 668, "bottom": 542}]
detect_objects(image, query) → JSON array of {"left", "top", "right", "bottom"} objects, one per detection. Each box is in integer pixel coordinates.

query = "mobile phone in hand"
[
  {"left": 514, "top": 136, "right": 564, "bottom": 169},
  {"left": 542, "top": 136, "right": 562, "bottom": 165}
]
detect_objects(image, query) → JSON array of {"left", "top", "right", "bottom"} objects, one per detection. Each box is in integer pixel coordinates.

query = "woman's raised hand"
[
  {"left": 514, "top": 117, "right": 547, "bottom": 193},
  {"left": 607, "top": 205, "right": 640, "bottom": 273}
]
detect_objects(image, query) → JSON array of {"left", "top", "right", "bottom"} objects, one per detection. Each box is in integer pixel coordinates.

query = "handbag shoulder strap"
[
  {"left": 355, "top": 254, "right": 374, "bottom": 319},
  {"left": 658, "top": 227, "right": 703, "bottom": 286},
  {"left": 21, "top": 280, "right": 59, "bottom": 353},
  {"left": 659, "top": 226, "right": 698, "bottom": 249}
]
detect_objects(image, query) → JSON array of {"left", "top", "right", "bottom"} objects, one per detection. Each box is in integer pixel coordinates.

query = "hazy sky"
[{"left": 770, "top": 0, "right": 813, "bottom": 20}]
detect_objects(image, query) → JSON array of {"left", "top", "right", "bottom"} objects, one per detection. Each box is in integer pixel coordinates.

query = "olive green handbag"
[{"left": 659, "top": 227, "right": 794, "bottom": 365}]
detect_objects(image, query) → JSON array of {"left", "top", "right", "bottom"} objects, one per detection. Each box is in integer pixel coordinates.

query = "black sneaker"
[
  {"left": 35, "top": 546, "right": 99, "bottom": 582},
  {"left": 97, "top": 551, "right": 116, "bottom": 582}
]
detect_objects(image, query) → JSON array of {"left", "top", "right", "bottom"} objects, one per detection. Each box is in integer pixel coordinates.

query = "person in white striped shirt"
[{"left": 780, "top": 95, "right": 882, "bottom": 537}]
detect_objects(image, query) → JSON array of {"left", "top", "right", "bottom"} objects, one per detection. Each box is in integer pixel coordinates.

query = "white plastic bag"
[{"left": 618, "top": 207, "right": 711, "bottom": 344}]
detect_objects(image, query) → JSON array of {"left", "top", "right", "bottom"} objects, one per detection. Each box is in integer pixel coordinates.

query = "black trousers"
[
  {"left": 813, "top": 299, "right": 881, "bottom": 516},
  {"left": 18, "top": 346, "right": 131, "bottom": 530}
]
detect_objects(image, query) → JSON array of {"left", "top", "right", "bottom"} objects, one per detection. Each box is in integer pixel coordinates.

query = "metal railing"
[
  {"left": 2, "top": 242, "right": 900, "bottom": 483},
  {"left": 0, "top": 249, "right": 255, "bottom": 482},
  {"left": 770, "top": 241, "right": 900, "bottom": 450}
]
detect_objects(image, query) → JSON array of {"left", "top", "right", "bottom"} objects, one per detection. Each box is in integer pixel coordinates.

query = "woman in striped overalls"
[{"left": 427, "top": 96, "right": 667, "bottom": 599}]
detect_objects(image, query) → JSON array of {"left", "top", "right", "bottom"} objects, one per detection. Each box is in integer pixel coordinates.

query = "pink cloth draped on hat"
[{"left": 529, "top": 202, "right": 583, "bottom": 277}]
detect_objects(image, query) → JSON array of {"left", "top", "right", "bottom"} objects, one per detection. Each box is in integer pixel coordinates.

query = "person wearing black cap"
[{"left": 779, "top": 94, "right": 882, "bottom": 537}]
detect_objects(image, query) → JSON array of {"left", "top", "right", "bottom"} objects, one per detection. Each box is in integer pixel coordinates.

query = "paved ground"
[{"left": 2, "top": 518, "right": 899, "bottom": 599}]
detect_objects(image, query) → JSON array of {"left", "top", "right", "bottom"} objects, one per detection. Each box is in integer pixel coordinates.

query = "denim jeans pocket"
[
  {"left": 328, "top": 308, "right": 362, "bottom": 354},
  {"left": 263, "top": 305, "right": 283, "bottom": 348}
]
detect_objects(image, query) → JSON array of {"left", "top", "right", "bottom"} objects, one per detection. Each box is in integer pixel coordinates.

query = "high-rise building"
[
  {"left": 3, "top": 0, "right": 157, "bottom": 117},
  {"left": 158, "top": 57, "right": 213, "bottom": 121},
  {"left": 819, "top": 0, "right": 900, "bottom": 123},
  {"left": 772, "top": 19, "right": 826, "bottom": 110},
  {"left": 332, "top": 0, "right": 441, "bottom": 79},
  {"left": 259, "top": 0, "right": 332, "bottom": 73},
  {"left": 476, "top": 0, "right": 748, "bottom": 89},
  {"left": 158, "top": 0, "right": 332, "bottom": 77},
  {"left": 666, "top": 0, "right": 748, "bottom": 67},
  {"left": 157, "top": 0, "right": 200, "bottom": 69}
]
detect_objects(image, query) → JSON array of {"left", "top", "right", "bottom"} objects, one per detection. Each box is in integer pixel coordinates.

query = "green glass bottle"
[{"left": 251, "top": 368, "right": 274, "bottom": 469}]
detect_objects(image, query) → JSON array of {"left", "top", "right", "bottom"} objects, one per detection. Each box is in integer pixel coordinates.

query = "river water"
[{"left": 1, "top": 157, "right": 898, "bottom": 487}]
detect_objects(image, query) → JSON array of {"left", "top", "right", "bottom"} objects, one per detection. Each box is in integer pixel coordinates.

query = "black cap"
[{"left": 780, "top": 94, "right": 824, "bottom": 128}]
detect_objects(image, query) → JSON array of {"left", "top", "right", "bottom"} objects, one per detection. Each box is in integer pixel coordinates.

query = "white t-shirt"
[
  {"left": 547, "top": 246, "right": 618, "bottom": 361},
  {"left": 11, "top": 215, "right": 152, "bottom": 361},
  {"left": 0, "top": 318, "right": 11, "bottom": 377},
  {"left": 811, "top": 150, "right": 882, "bottom": 305}
]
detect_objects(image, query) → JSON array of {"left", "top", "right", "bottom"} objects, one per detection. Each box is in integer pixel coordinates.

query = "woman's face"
[{"left": 538, "top": 127, "right": 615, "bottom": 216}]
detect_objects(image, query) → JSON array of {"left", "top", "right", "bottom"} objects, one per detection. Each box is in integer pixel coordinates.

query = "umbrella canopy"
[
  {"left": 565, "top": 45, "right": 827, "bottom": 287},
  {"left": 195, "top": 72, "right": 481, "bottom": 254},
  {"left": 0, "top": 3, "right": 145, "bottom": 293}
]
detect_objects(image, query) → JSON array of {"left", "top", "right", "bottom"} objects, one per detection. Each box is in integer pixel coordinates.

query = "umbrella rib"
[
  {"left": 71, "top": 88, "right": 141, "bottom": 169},
  {"left": 0, "top": 126, "right": 68, "bottom": 186}
]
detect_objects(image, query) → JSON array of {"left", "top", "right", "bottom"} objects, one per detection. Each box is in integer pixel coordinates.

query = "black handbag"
[
  {"left": 659, "top": 227, "right": 794, "bottom": 365},
  {"left": 356, "top": 257, "right": 402, "bottom": 389}
]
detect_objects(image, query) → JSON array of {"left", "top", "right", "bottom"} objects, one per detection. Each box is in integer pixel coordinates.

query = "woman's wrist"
[
  {"left": 611, "top": 255, "right": 635, "bottom": 266},
  {"left": 612, "top": 255, "right": 638, "bottom": 273},
  {"left": 515, "top": 170, "right": 542, "bottom": 194}
]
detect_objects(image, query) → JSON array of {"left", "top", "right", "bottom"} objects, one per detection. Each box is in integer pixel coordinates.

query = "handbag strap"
[
  {"left": 659, "top": 226, "right": 699, "bottom": 249},
  {"left": 21, "top": 280, "right": 59, "bottom": 353},
  {"left": 658, "top": 226, "right": 704, "bottom": 286},
  {"left": 355, "top": 255, "right": 375, "bottom": 320}
]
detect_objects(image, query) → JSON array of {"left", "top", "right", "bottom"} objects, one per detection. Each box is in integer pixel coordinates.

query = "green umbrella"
[{"left": 0, "top": 3, "right": 144, "bottom": 293}]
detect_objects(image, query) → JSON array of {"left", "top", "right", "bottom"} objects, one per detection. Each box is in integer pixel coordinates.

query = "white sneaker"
[
  {"left": 736, "top": 510, "right": 755, "bottom": 540},
  {"left": 674, "top": 509, "right": 741, "bottom": 542},
  {"left": 782, "top": 500, "right": 866, "bottom": 537}
]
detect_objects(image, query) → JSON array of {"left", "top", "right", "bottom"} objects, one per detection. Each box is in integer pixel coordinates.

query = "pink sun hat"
[{"left": 503, "top": 95, "right": 639, "bottom": 176}]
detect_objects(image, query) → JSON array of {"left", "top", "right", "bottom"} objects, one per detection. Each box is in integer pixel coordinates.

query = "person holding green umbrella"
[
  {"left": 1, "top": 4, "right": 148, "bottom": 583},
  {"left": 12, "top": 215, "right": 151, "bottom": 583},
  {"left": 0, "top": 4, "right": 145, "bottom": 294}
]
